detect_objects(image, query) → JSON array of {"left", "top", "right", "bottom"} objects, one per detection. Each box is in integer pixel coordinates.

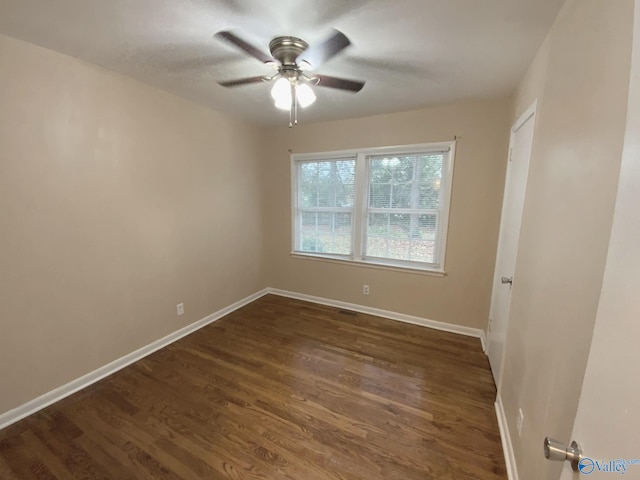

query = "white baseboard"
[
  {"left": 0, "top": 288, "right": 270, "bottom": 431},
  {"left": 480, "top": 330, "right": 487, "bottom": 352},
  {"left": 267, "top": 288, "right": 485, "bottom": 341},
  {"left": 495, "top": 395, "right": 519, "bottom": 480}
]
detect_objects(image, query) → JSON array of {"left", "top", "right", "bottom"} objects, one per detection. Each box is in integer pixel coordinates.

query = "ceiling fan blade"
[
  {"left": 313, "top": 75, "right": 365, "bottom": 92},
  {"left": 214, "top": 31, "right": 273, "bottom": 64},
  {"left": 218, "top": 76, "right": 268, "bottom": 87},
  {"left": 297, "top": 29, "right": 351, "bottom": 69}
]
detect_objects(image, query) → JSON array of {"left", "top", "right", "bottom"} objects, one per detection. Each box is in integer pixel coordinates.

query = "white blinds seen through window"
[
  {"left": 365, "top": 151, "right": 447, "bottom": 266},
  {"left": 296, "top": 158, "right": 356, "bottom": 256}
]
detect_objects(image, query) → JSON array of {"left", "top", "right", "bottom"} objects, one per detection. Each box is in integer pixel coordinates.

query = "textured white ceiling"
[{"left": 0, "top": 0, "right": 565, "bottom": 126}]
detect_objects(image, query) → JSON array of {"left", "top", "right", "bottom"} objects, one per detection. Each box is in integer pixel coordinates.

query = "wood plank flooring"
[{"left": 0, "top": 294, "right": 506, "bottom": 479}]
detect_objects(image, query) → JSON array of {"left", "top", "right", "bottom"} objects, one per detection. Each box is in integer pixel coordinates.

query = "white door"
[
  {"left": 558, "top": 4, "right": 640, "bottom": 478},
  {"left": 487, "top": 103, "right": 536, "bottom": 384}
]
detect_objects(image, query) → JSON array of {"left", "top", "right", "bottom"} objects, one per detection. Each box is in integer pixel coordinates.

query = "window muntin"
[{"left": 292, "top": 143, "right": 454, "bottom": 272}]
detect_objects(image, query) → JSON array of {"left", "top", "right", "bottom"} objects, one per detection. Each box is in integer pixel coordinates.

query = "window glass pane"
[
  {"left": 300, "top": 211, "right": 352, "bottom": 255},
  {"left": 419, "top": 154, "right": 443, "bottom": 209},
  {"left": 392, "top": 183, "right": 412, "bottom": 208},
  {"left": 299, "top": 159, "right": 355, "bottom": 208},
  {"left": 369, "top": 153, "right": 444, "bottom": 210},
  {"left": 365, "top": 213, "right": 438, "bottom": 264},
  {"left": 369, "top": 183, "right": 391, "bottom": 208}
]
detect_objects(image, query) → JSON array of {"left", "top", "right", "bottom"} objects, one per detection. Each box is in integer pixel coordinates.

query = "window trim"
[{"left": 291, "top": 141, "right": 456, "bottom": 274}]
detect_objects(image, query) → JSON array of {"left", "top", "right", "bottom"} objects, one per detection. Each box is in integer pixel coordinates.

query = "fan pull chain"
[{"left": 294, "top": 83, "right": 299, "bottom": 126}]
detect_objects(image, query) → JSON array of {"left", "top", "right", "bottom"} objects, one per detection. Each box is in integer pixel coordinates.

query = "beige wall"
[
  {"left": 511, "top": 34, "right": 550, "bottom": 121},
  {"left": 263, "top": 100, "right": 511, "bottom": 329},
  {"left": 498, "top": 0, "right": 633, "bottom": 478},
  {"left": 561, "top": 2, "right": 640, "bottom": 475},
  {"left": 0, "top": 34, "right": 267, "bottom": 415}
]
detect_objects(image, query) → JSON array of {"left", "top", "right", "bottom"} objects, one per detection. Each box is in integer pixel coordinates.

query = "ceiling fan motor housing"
[{"left": 269, "top": 36, "right": 309, "bottom": 66}]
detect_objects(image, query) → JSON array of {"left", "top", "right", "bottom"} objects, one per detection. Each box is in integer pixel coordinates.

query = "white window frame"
[{"left": 291, "top": 141, "right": 455, "bottom": 274}]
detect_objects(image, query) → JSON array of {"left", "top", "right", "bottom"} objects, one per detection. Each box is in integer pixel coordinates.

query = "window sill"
[{"left": 289, "top": 252, "right": 447, "bottom": 277}]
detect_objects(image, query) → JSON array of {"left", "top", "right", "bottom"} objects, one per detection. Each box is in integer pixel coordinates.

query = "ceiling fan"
[{"left": 214, "top": 29, "right": 366, "bottom": 127}]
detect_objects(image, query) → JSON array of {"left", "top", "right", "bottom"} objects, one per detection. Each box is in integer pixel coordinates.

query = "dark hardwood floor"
[{"left": 0, "top": 294, "right": 506, "bottom": 479}]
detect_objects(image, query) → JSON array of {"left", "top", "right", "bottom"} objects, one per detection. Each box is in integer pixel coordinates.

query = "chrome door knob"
[{"left": 544, "top": 437, "right": 582, "bottom": 472}]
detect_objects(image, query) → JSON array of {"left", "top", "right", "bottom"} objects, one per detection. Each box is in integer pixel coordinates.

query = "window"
[{"left": 292, "top": 142, "right": 455, "bottom": 272}]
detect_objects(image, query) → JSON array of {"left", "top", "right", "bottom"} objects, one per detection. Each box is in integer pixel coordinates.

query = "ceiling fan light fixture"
[
  {"left": 274, "top": 94, "right": 293, "bottom": 110},
  {"left": 270, "top": 77, "right": 290, "bottom": 101},
  {"left": 296, "top": 83, "right": 316, "bottom": 108},
  {"left": 271, "top": 78, "right": 292, "bottom": 110}
]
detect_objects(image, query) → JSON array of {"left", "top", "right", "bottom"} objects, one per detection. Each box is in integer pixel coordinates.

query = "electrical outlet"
[
  {"left": 176, "top": 303, "right": 184, "bottom": 316},
  {"left": 517, "top": 408, "right": 524, "bottom": 435},
  {"left": 363, "top": 285, "right": 370, "bottom": 295}
]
